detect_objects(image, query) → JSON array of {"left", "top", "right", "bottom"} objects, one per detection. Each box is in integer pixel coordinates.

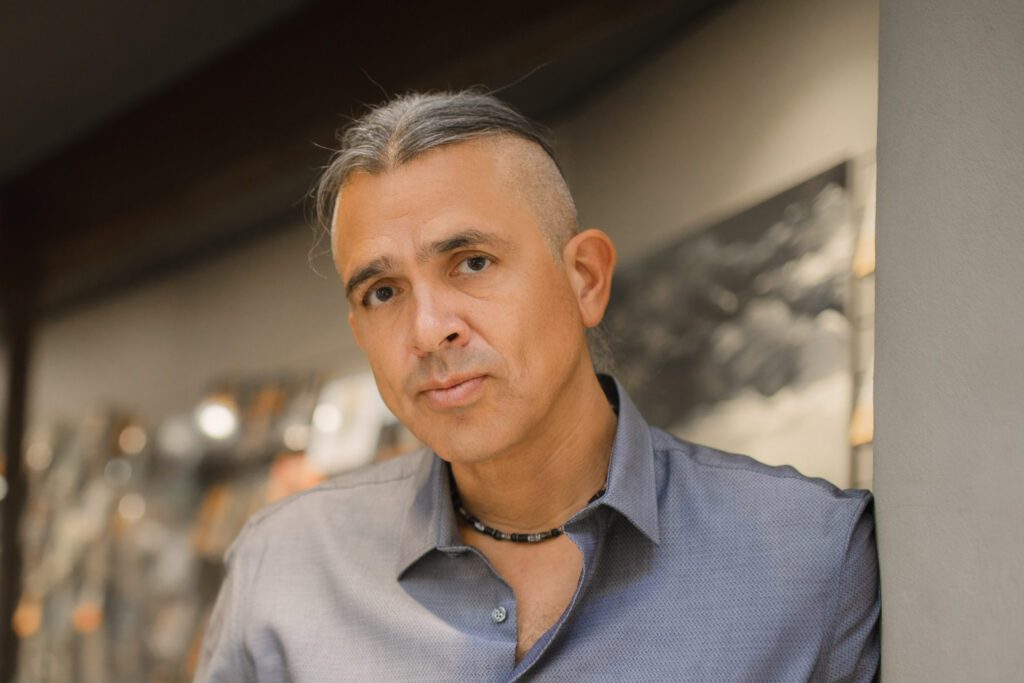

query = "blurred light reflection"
[
  {"left": 25, "top": 441, "right": 54, "bottom": 471},
  {"left": 195, "top": 398, "right": 239, "bottom": 440},
  {"left": 118, "top": 424, "right": 147, "bottom": 455},
  {"left": 118, "top": 493, "right": 146, "bottom": 522}
]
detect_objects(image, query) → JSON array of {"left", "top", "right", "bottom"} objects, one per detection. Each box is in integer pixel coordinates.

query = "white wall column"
[{"left": 875, "top": 1, "right": 1024, "bottom": 678}]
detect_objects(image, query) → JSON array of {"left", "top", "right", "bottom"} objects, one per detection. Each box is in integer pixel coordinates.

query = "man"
[{"left": 196, "top": 91, "right": 879, "bottom": 681}]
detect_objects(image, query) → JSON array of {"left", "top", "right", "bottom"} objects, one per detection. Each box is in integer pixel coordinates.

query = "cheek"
[
  {"left": 367, "top": 365, "right": 396, "bottom": 410},
  {"left": 368, "top": 353, "right": 419, "bottom": 430},
  {"left": 357, "top": 320, "right": 409, "bottom": 395},
  {"left": 501, "top": 275, "right": 580, "bottom": 372}
]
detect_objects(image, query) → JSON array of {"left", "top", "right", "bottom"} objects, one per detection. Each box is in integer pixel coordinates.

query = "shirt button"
[{"left": 491, "top": 606, "right": 508, "bottom": 624}]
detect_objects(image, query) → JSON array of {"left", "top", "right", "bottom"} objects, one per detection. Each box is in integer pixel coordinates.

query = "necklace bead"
[{"left": 450, "top": 476, "right": 606, "bottom": 544}]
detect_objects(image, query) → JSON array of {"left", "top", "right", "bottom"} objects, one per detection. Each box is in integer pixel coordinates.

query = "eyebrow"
[
  {"left": 345, "top": 228, "right": 514, "bottom": 301},
  {"left": 415, "top": 228, "right": 513, "bottom": 262},
  {"left": 345, "top": 256, "right": 396, "bottom": 301}
]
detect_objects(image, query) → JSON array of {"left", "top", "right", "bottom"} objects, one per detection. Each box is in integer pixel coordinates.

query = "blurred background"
[{"left": 0, "top": 0, "right": 880, "bottom": 679}]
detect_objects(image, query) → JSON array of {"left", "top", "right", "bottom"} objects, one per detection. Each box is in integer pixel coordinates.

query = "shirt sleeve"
[
  {"left": 815, "top": 494, "right": 881, "bottom": 682},
  {"left": 193, "top": 533, "right": 259, "bottom": 682}
]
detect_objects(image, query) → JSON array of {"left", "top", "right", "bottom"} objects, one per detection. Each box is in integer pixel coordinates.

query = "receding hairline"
[
  {"left": 486, "top": 135, "right": 579, "bottom": 249},
  {"left": 329, "top": 133, "right": 578, "bottom": 252},
  {"left": 314, "top": 91, "right": 579, "bottom": 251}
]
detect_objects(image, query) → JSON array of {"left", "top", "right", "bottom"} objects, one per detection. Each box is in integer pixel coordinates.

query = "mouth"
[{"left": 419, "top": 375, "right": 486, "bottom": 409}]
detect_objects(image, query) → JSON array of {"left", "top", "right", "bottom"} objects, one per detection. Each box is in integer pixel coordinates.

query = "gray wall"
[
  {"left": 555, "top": 0, "right": 879, "bottom": 487},
  {"left": 556, "top": 0, "right": 878, "bottom": 265},
  {"left": 875, "top": 0, "right": 1024, "bottom": 678},
  {"left": 27, "top": 227, "right": 360, "bottom": 427}
]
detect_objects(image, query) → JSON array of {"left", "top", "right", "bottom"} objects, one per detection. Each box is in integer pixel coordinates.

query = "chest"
[
  {"left": 468, "top": 534, "right": 584, "bottom": 660},
  {"left": 243, "top": 522, "right": 833, "bottom": 681}
]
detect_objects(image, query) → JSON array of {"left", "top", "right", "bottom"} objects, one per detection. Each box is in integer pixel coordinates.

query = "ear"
[{"left": 562, "top": 229, "right": 617, "bottom": 328}]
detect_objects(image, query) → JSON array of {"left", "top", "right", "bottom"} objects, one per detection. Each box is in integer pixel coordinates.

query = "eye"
[
  {"left": 456, "top": 255, "right": 492, "bottom": 274},
  {"left": 363, "top": 285, "right": 396, "bottom": 307}
]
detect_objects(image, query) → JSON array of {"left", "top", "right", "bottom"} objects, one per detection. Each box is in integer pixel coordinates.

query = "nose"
[{"left": 409, "top": 289, "right": 469, "bottom": 356}]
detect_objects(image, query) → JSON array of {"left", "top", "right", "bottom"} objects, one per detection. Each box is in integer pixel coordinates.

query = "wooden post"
[{"left": 0, "top": 199, "right": 34, "bottom": 683}]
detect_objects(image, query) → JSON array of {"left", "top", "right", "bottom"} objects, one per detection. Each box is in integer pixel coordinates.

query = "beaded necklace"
[{"left": 450, "top": 473, "right": 607, "bottom": 543}]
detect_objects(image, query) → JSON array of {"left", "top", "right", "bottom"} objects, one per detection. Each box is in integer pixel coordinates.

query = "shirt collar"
[
  {"left": 395, "top": 373, "right": 660, "bottom": 579},
  {"left": 594, "top": 374, "right": 661, "bottom": 545},
  {"left": 395, "top": 452, "right": 459, "bottom": 579}
]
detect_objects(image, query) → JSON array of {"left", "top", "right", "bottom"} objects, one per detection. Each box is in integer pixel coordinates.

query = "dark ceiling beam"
[{"left": 4, "top": 0, "right": 702, "bottom": 317}]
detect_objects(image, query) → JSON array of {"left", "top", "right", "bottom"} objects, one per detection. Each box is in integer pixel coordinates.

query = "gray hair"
[
  {"left": 314, "top": 89, "right": 613, "bottom": 372},
  {"left": 314, "top": 90, "right": 577, "bottom": 248}
]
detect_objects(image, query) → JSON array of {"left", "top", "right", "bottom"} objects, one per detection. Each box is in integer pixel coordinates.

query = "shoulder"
[
  {"left": 650, "top": 426, "right": 871, "bottom": 509},
  {"left": 648, "top": 427, "right": 873, "bottom": 557},
  {"left": 647, "top": 428, "right": 880, "bottom": 678},
  {"left": 224, "top": 449, "right": 430, "bottom": 564}
]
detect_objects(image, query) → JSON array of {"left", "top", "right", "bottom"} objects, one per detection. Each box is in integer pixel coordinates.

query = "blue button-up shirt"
[{"left": 196, "top": 377, "right": 879, "bottom": 681}]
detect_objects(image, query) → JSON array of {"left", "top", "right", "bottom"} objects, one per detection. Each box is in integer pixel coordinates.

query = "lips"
[{"left": 419, "top": 375, "right": 486, "bottom": 409}]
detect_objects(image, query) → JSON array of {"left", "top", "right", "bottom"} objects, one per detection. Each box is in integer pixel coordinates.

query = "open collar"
[
  {"left": 395, "top": 374, "right": 661, "bottom": 579},
  {"left": 394, "top": 452, "right": 458, "bottom": 579},
  {"left": 593, "top": 374, "right": 661, "bottom": 545}
]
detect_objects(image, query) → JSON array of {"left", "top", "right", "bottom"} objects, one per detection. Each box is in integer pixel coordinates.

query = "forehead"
[{"left": 330, "top": 140, "right": 541, "bottom": 273}]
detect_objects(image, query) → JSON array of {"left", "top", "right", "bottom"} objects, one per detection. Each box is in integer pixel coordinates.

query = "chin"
[
  {"left": 397, "top": 395, "right": 502, "bottom": 461},
  {"left": 415, "top": 420, "right": 512, "bottom": 465}
]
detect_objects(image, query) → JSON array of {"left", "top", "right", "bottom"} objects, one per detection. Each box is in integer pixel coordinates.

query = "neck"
[{"left": 449, "top": 370, "right": 618, "bottom": 533}]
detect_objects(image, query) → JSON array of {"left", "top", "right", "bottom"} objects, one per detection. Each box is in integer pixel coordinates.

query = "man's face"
[{"left": 331, "top": 139, "right": 588, "bottom": 464}]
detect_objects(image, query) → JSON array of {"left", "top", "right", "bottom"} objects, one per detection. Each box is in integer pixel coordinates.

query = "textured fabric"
[{"left": 195, "top": 376, "right": 879, "bottom": 682}]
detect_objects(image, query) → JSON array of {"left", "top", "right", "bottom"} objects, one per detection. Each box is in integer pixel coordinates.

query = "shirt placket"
[{"left": 507, "top": 508, "right": 607, "bottom": 681}]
